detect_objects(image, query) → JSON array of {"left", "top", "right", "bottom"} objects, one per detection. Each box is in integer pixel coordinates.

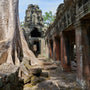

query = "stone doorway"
[
  {"left": 31, "top": 28, "right": 41, "bottom": 37},
  {"left": 49, "top": 40, "right": 53, "bottom": 59},
  {"left": 33, "top": 41, "right": 41, "bottom": 57},
  {"left": 62, "top": 30, "right": 76, "bottom": 71},
  {"left": 55, "top": 35, "right": 61, "bottom": 61}
]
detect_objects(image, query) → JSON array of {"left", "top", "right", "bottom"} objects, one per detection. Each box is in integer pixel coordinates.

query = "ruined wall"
[{"left": 45, "top": 0, "right": 90, "bottom": 89}]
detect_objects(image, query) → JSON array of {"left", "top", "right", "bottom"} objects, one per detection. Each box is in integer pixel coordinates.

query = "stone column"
[
  {"left": 55, "top": 36, "right": 60, "bottom": 61},
  {"left": 53, "top": 37, "right": 56, "bottom": 60},
  {"left": 82, "top": 22, "right": 90, "bottom": 89},
  {"left": 49, "top": 40, "right": 53, "bottom": 59},
  {"left": 60, "top": 33, "right": 64, "bottom": 68},
  {"left": 75, "top": 21, "right": 87, "bottom": 88},
  {"left": 45, "top": 40, "right": 50, "bottom": 58},
  {"left": 49, "top": 41, "right": 52, "bottom": 59},
  {"left": 60, "top": 32, "right": 71, "bottom": 71}
]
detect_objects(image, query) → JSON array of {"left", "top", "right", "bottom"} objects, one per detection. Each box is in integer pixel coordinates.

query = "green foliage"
[
  {"left": 20, "top": 21, "right": 25, "bottom": 28},
  {"left": 43, "top": 11, "right": 55, "bottom": 26}
]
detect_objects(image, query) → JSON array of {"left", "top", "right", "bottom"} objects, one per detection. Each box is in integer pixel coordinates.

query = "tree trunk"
[{"left": 0, "top": 0, "right": 42, "bottom": 65}]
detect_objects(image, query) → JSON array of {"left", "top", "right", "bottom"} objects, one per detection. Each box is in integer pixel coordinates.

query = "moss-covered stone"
[
  {"left": 3, "top": 83, "right": 11, "bottom": 90},
  {"left": 29, "top": 68, "right": 42, "bottom": 76},
  {"left": 40, "top": 72, "right": 48, "bottom": 78},
  {"left": 24, "top": 83, "right": 33, "bottom": 88},
  {"left": 7, "top": 73, "right": 15, "bottom": 83},
  {"left": 31, "top": 76, "right": 40, "bottom": 86},
  {"left": 31, "top": 76, "right": 46, "bottom": 86},
  {"left": 24, "top": 76, "right": 32, "bottom": 84},
  {"left": 24, "top": 63, "right": 31, "bottom": 70},
  {"left": 38, "top": 77, "right": 46, "bottom": 82}
]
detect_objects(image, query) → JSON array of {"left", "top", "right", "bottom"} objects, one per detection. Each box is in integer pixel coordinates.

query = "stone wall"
[
  {"left": 0, "top": 63, "right": 23, "bottom": 90},
  {"left": 45, "top": 0, "right": 90, "bottom": 89}
]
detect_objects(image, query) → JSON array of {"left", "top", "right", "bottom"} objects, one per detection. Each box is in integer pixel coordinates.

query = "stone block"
[
  {"left": 40, "top": 72, "right": 48, "bottom": 78},
  {"left": 31, "top": 76, "right": 40, "bottom": 85},
  {"left": 29, "top": 67, "right": 42, "bottom": 76}
]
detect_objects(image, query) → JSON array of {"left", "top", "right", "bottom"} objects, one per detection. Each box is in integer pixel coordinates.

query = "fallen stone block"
[
  {"left": 40, "top": 72, "right": 48, "bottom": 78},
  {"left": 29, "top": 67, "right": 42, "bottom": 76}
]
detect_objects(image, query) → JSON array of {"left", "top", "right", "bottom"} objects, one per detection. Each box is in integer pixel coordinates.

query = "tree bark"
[{"left": 0, "top": 0, "right": 42, "bottom": 65}]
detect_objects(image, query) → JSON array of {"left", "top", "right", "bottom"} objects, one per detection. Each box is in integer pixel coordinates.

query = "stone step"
[
  {"left": 42, "top": 65, "right": 58, "bottom": 70},
  {"left": 43, "top": 62, "right": 54, "bottom": 65}
]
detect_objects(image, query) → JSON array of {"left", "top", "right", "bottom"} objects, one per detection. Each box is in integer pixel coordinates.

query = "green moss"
[
  {"left": 24, "top": 63, "right": 31, "bottom": 70},
  {"left": 24, "top": 76, "right": 32, "bottom": 84},
  {"left": 31, "top": 76, "right": 40, "bottom": 86},
  {"left": 24, "top": 84, "right": 33, "bottom": 88},
  {"left": 46, "top": 76, "right": 50, "bottom": 80}
]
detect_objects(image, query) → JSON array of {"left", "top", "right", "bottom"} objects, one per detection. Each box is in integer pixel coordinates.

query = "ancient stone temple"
[
  {"left": 24, "top": 4, "right": 46, "bottom": 57},
  {"left": 45, "top": 0, "right": 90, "bottom": 89}
]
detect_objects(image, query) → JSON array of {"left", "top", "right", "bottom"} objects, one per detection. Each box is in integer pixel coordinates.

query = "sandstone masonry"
[
  {"left": 45, "top": 0, "right": 90, "bottom": 89},
  {"left": 24, "top": 4, "right": 47, "bottom": 57}
]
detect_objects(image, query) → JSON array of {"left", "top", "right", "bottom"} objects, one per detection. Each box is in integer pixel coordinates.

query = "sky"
[{"left": 19, "top": 0, "right": 63, "bottom": 21}]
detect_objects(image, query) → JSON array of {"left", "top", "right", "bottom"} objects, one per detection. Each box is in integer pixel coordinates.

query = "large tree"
[
  {"left": 43, "top": 11, "right": 55, "bottom": 26},
  {"left": 0, "top": 0, "right": 42, "bottom": 65}
]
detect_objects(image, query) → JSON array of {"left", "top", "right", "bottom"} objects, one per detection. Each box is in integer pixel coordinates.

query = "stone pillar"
[
  {"left": 82, "top": 22, "right": 90, "bottom": 89},
  {"left": 55, "top": 36, "right": 60, "bottom": 61},
  {"left": 53, "top": 37, "right": 56, "bottom": 60},
  {"left": 49, "top": 41, "right": 52, "bottom": 59},
  {"left": 60, "top": 33, "right": 64, "bottom": 67},
  {"left": 45, "top": 40, "right": 50, "bottom": 58},
  {"left": 49, "top": 40, "right": 53, "bottom": 59},
  {"left": 75, "top": 21, "right": 88, "bottom": 88},
  {"left": 60, "top": 32, "right": 71, "bottom": 71}
]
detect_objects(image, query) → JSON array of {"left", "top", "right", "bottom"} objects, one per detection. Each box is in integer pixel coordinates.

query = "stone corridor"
[{"left": 45, "top": 0, "right": 90, "bottom": 89}]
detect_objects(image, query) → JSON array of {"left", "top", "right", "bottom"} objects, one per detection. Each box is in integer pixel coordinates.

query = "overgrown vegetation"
[{"left": 43, "top": 11, "right": 55, "bottom": 26}]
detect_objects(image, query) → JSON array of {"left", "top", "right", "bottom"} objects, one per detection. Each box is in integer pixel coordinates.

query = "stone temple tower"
[{"left": 24, "top": 4, "right": 46, "bottom": 57}]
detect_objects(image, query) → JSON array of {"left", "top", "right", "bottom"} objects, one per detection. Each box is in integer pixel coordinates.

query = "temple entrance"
[
  {"left": 63, "top": 30, "right": 76, "bottom": 70},
  {"left": 33, "top": 41, "right": 41, "bottom": 57},
  {"left": 30, "top": 27, "right": 42, "bottom": 57},
  {"left": 31, "top": 28, "right": 41, "bottom": 37}
]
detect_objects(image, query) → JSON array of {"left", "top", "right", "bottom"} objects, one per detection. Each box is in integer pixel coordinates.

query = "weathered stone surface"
[
  {"left": 43, "top": 65, "right": 58, "bottom": 70},
  {"left": 24, "top": 4, "right": 47, "bottom": 57},
  {"left": 45, "top": 0, "right": 90, "bottom": 89},
  {"left": 24, "top": 76, "right": 32, "bottom": 84},
  {"left": 29, "top": 67, "right": 42, "bottom": 76},
  {"left": 31, "top": 76, "right": 46, "bottom": 86},
  {"left": 40, "top": 72, "right": 48, "bottom": 77},
  {"left": 34, "top": 80, "right": 59, "bottom": 90},
  {"left": 43, "top": 62, "right": 54, "bottom": 65},
  {"left": 31, "top": 76, "right": 40, "bottom": 85},
  {"left": 0, "top": 63, "right": 23, "bottom": 90}
]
